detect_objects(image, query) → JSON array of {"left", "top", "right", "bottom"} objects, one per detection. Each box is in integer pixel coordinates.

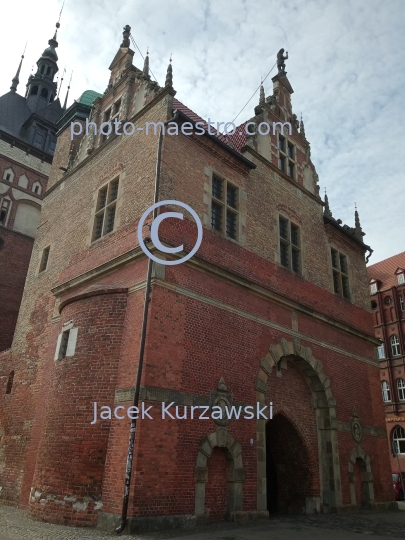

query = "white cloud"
[{"left": 0, "top": 0, "right": 403, "bottom": 263}]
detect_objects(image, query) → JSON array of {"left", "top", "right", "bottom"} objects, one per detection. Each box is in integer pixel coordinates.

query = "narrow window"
[
  {"left": 39, "top": 246, "right": 50, "bottom": 273},
  {"left": 391, "top": 335, "right": 401, "bottom": 357},
  {"left": 393, "top": 425, "right": 405, "bottom": 453},
  {"left": 59, "top": 330, "right": 70, "bottom": 359},
  {"left": 40, "top": 88, "right": 48, "bottom": 99},
  {"left": 210, "top": 173, "right": 238, "bottom": 240},
  {"left": 5, "top": 173, "right": 11, "bottom": 181},
  {"left": 331, "top": 248, "right": 350, "bottom": 300},
  {"left": 0, "top": 199, "right": 10, "bottom": 224},
  {"left": 382, "top": 381, "right": 391, "bottom": 402},
  {"left": 400, "top": 296, "right": 405, "bottom": 312},
  {"left": 398, "top": 379, "right": 405, "bottom": 401},
  {"left": 92, "top": 178, "right": 119, "bottom": 241},
  {"left": 278, "top": 216, "right": 301, "bottom": 273},
  {"left": 370, "top": 283, "right": 377, "bottom": 294},
  {"left": 377, "top": 344, "right": 385, "bottom": 359},
  {"left": 278, "top": 135, "right": 295, "bottom": 178},
  {"left": 6, "top": 371, "right": 14, "bottom": 394},
  {"left": 398, "top": 273, "right": 405, "bottom": 285}
]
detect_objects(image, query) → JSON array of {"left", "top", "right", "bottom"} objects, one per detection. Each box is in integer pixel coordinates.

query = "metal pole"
[{"left": 116, "top": 127, "right": 163, "bottom": 534}]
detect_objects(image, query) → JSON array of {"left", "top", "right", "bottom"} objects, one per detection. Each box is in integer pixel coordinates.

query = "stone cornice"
[{"left": 51, "top": 242, "right": 379, "bottom": 350}]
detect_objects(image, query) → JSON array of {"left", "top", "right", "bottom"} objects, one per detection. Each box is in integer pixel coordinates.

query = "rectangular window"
[
  {"left": 92, "top": 178, "right": 119, "bottom": 241},
  {"left": 377, "top": 344, "right": 385, "bottom": 359},
  {"left": 278, "top": 216, "right": 301, "bottom": 274},
  {"left": 49, "top": 136, "right": 57, "bottom": 153},
  {"left": 39, "top": 246, "right": 50, "bottom": 273},
  {"left": 34, "top": 129, "right": 45, "bottom": 149},
  {"left": 278, "top": 135, "right": 295, "bottom": 179},
  {"left": 0, "top": 198, "right": 10, "bottom": 224},
  {"left": 398, "top": 273, "right": 405, "bottom": 285},
  {"left": 370, "top": 283, "right": 377, "bottom": 294},
  {"left": 210, "top": 173, "right": 238, "bottom": 241},
  {"left": 400, "top": 296, "right": 405, "bottom": 312},
  {"left": 59, "top": 330, "right": 70, "bottom": 359},
  {"left": 331, "top": 248, "right": 350, "bottom": 299}
]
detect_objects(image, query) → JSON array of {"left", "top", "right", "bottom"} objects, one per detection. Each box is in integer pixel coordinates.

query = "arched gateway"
[{"left": 256, "top": 337, "right": 342, "bottom": 513}]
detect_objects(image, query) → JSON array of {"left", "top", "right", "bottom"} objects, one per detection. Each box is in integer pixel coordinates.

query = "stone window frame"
[
  {"left": 393, "top": 425, "right": 405, "bottom": 454},
  {"left": 203, "top": 166, "right": 246, "bottom": 247},
  {"left": 330, "top": 247, "right": 351, "bottom": 300},
  {"left": 397, "top": 379, "right": 405, "bottom": 402},
  {"left": 277, "top": 213, "right": 302, "bottom": 275},
  {"left": 278, "top": 133, "right": 296, "bottom": 180},
  {"left": 91, "top": 176, "right": 120, "bottom": 243},
  {"left": 2, "top": 167, "right": 14, "bottom": 183},
  {"left": 377, "top": 343, "right": 385, "bottom": 360},
  {"left": 391, "top": 335, "right": 401, "bottom": 357},
  {"left": 54, "top": 321, "right": 78, "bottom": 361},
  {"left": 36, "top": 244, "right": 53, "bottom": 276},
  {"left": 381, "top": 380, "right": 391, "bottom": 402},
  {"left": 0, "top": 196, "right": 12, "bottom": 227}
]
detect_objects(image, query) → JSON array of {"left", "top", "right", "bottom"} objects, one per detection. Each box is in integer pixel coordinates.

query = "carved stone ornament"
[
  {"left": 210, "top": 377, "right": 233, "bottom": 427},
  {"left": 350, "top": 408, "right": 363, "bottom": 443}
]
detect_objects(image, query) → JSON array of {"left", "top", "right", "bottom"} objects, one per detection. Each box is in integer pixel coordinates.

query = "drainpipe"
[{"left": 116, "top": 127, "right": 164, "bottom": 534}]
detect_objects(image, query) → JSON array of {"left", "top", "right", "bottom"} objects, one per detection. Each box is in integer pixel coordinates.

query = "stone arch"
[
  {"left": 256, "top": 337, "right": 342, "bottom": 513},
  {"left": 195, "top": 428, "right": 245, "bottom": 522},
  {"left": 348, "top": 445, "right": 374, "bottom": 507}
]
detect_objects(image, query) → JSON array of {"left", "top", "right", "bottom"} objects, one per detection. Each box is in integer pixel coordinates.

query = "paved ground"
[{"left": 1, "top": 505, "right": 405, "bottom": 540}]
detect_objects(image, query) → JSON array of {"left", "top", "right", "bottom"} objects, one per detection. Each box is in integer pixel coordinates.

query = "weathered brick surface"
[{"left": 0, "top": 45, "right": 393, "bottom": 529}]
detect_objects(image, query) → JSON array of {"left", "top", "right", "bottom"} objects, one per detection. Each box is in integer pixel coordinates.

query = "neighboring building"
[
  {"left": 0, "top": 26, "right": 64, "bottom": 351},
  {"left": 0, "top": 25, "right": 394, "bottom": 533},
  {"left": 367, "top": 252, "right": 405, "bottom": 471}
]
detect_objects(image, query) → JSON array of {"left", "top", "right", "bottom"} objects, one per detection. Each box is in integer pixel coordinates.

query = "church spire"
[
  {"left": 63, "top": 71, "right": 72, "bottom": 110},
  {"left": 354, "top": 203, "right": 364, "bottom": 241},
  {"left": 299, "top": 113, "right": 306, "bottom": 138},
  {"left": 10, "top": 44, "right": 27, "bottom": 93},
  {"left": 165, "top": 55, "right": 173, "bottom": 87},
  {"left": 324, "top": 189, "right": 333, "bottom": 218}
]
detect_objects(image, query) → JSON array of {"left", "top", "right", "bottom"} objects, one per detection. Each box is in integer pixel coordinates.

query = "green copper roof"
[{"left": 76, "top": 90, "right": 102, "bottom": 107}]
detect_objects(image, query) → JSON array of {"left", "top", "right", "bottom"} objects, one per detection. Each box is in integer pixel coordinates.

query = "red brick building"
[
  {"left": 0, "top": 28, "right": 64, "bottom": 352},
  {"left": 0, "top": 25, "right": 394, "bottom": 533},
  {"left": 367, "top": 252, "right": 405, "bottom": 473}
]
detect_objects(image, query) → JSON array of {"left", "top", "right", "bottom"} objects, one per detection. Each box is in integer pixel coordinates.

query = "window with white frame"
[
  {"left": 210, "top": 173, "right": 238, "bottom": 241},
  {"left": 393, "top": 425, "right": 405, "bottom": 454},
  {"left": 398, "top": 379, "right": 405, "bottom": 401},
  {"left": 278, "top": 135, "right": 295, "bottom": 179},
  {"left": 391, "top": 335, "right": 401, "bottom": 357},
  {"left": 400, "top": 296, "right": 405, "bottom": 312},
  {"left": 382, "top": 381, "right": 391, "bottom": 402},
  {"left": 398, "top": 273, "right": 405, "bottom": 285},
  {"left": 377, "top": 344, "right": 385, "bottom": 359},
  {"left": 54, "top": 325, "right": 78, "bottom": 360},
  {"left": 92, "top": 178, "right": 119, "bottom": 241},
  {"left": 370, "top": 282, "right": 378, "bottom": 294}
]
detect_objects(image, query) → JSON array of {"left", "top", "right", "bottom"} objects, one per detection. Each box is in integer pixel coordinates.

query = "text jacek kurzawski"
[{"left": 91, "top": 401, "right": 273, "bottom": 424}]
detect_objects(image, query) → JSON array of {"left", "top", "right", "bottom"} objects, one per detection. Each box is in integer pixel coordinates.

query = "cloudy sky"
[{"left": 1, "top": 0, "right": 404, "bottom": 264}]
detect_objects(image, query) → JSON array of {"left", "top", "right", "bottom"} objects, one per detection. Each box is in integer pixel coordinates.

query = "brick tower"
[{"left": 0, "top": 28, "right": 394, "bottom": 533}]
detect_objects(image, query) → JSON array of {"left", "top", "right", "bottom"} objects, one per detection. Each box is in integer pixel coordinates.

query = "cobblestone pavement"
[{"left": 1, "top": 506, "right": 405, "bottom": 540}]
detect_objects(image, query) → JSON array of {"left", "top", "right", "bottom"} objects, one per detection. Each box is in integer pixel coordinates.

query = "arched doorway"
[
  {"left": 266, "top": 414, "right": 312, "bottom": 514},
  {"left": 348, "top": 446, "right": 374, "bottom": 507},
  {"left": 256, "top": 337, "right": 342, "bottom": 514}
]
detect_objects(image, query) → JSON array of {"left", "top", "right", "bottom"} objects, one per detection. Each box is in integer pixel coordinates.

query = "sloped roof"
[
  {"left": 367, "top": 251, "right": 405, "bottom": 289},
  {"left": 0, "top": 91, "right": 32, "bottom": 136},
  {"left": 77, "top": 90, "right": 103, "bottom": 107},
  {"left": 173, "top": 98, "right": 247, "bottom": 153}
]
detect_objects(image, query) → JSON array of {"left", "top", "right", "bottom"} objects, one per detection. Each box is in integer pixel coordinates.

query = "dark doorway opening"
[{"left": 266, "top": 414, "right": 313, "bottom": 514}]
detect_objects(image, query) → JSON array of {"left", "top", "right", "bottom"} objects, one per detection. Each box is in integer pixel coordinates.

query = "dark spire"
[
  {"left": 324, "top": 189, "right": 333, "bottom": 218},
  {"left": 10, "top": 44, "right": 27, "bottom": 93},
  {"left": 143, "top": 48, "right": 149, "bottom": 78},
  {"left": 299, "top": 113, "right": 306, "bottom": 138},
  {"left": 63, "top": 71, "right": 73, "bottom": 109},
  {"left": 354, "top": 203, "right": 364, "bottom": 241},
  {"left": 165, "top": 55, "right": 173, "bottom": 87}
]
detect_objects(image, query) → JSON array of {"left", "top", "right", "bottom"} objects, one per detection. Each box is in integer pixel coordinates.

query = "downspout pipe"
[{"left": 116, "top": 127, "right": 164, "bottom": 534}]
